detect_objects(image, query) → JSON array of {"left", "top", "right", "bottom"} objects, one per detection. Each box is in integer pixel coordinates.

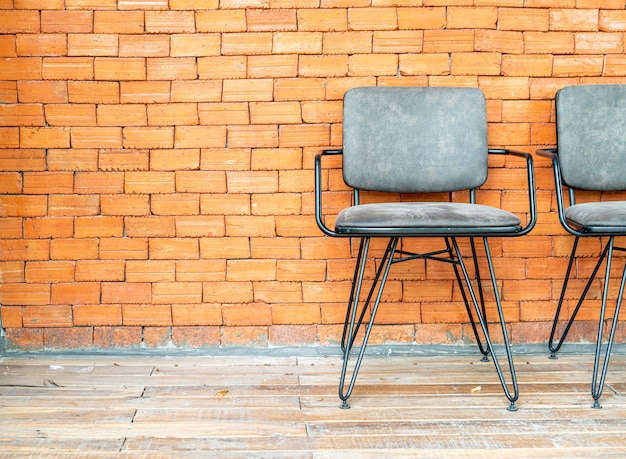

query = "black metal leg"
[
  {"left": 446, "top": 238, "right": 491, "bottom": 360},
  {"left": 591, "top": 237, "right": 625, "bottom": 408},
  {"left": 549, "top": 237, "right": 611, "bottom": 359},
  {"left": 452, "top": 237, "right": 519, "bottom": 411},
  {"left": 339, "top": 237, "right": 399, "bottom": 409}
]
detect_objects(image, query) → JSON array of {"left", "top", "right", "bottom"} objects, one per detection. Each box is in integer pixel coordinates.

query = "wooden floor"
[{"left": 2, "top": 347, "right": 626, "bottom": 457}]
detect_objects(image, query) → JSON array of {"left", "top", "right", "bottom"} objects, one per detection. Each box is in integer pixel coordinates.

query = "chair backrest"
[
  {"left": 341, "top": 86, "right": 489, "bottom": 193},
  {"left": 555, "top": 84, "right": 626, "bottom": 191}
]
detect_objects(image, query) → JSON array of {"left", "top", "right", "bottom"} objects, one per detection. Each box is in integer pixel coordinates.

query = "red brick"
[
  {"left": 75, "top": 216, "right": 124, "bottom": 238},
  {"left": 73, "top": 304, "right": 122, "bottom": 326},
  {"left": 176, "top": 259, "right": 227, "bottom": 282},
  {"left": 23, "top": 305, "right": 72, "bottom": 327},
  {"left": 199, "top": 237, "right": 250, "bottom": 259},
  {"left": 123, "top": 126, "right": 174, "bottom": 149},
  {"left": 94, "top": 11, "right": 145, "bottom": 34},
  {"left": 0, "top": 58, "right": 42, "bottom": 80},
  {"left": 171, "top": 303, "right": 222, "bottom": 326},
  {"left": 99, "top": 237, "right": 148, "bottom": 260},
  {"left": 0, "top": 195, "right": 47, "bottom": 217},
  {"left": 68, "top": 81, "right": 120, "bottom": 104},
  {"left": 75, "top": 260, "right": 125, "bottom": 281},
  {"left": 48, "top": 194, "right": 99, "bottom": 216},
  {"left": 126, "top": 260, "right": 175, "bottom": 282},
  {"left": 152, "top": 282, "right": 202, "bottom": 303},
  {"left": 23, "top": 217, "right": 73, "bottom": 239},
  {"left": 149, "top": 238, "right": 199, "bottom": 259},
  {"left": 176, "top": 216, "right": 225, "bottom": 237},
  {"left": 203, "top": 281, "right": 253, "bottom": 303},
  {"left": 25, "top": 261, "right": 75, "bottom": 283},
  {"left": 222, "top": 303, "right": 271, "bottom": 326},
  {"left": 50, "top": 238, "right": 99, "bottom": 260},
  {"left": 17, "top": 34, "right": 67, "bottom": 56},
  {"left": 125, "top": 216, "right": 176, "bottom": 237},
  {"left": 0, "top": 283, "right": 50, "bottom": 305},
  {"left": 101, "top": 195, "right": 150, "bottom": 216},
  {"left": 102, "top": 282, "right": 151, "bottom": 304},
  {"left": 0, "top": 10, "right": 40, "bottom": 33}
]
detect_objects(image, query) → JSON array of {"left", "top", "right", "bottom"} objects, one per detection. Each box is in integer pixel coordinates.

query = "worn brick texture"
[{"left": 2, "top": 0, "right": 626, "bottom": 351}]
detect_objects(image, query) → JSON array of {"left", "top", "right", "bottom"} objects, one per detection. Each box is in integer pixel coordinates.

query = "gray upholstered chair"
[
  {"left": 538, "top": 84, "right": 626, "bottom": 409},
  {"left": 315, "top": 86, "right": 537, "bottom": 410}
]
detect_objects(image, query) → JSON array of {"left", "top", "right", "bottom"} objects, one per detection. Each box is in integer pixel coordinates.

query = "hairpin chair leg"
[
  {"left": 591, "top": 237, "right": 626, "bottom": 409},
  {"left": 549, "top": 237, "right": 611, "bottom": 359},
  {"left": 448, "top": 237, "right": 492, "bottom": 362},
  {"left": 339, "top": 237, "right": 399, "bottom": 409},
  {"left": 452, "top": 237, "right": 519, "bottom": 411}
]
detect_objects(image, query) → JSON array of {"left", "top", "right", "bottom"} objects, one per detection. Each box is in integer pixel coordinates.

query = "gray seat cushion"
[
  {"left": 335, "top": 202, "right": 521, "bottom": 235},
  {"left": 564, "top": 201, "right": 626, "bottom": 233}
]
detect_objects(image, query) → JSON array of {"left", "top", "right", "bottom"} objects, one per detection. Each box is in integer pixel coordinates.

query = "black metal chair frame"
[
  {"left": 538, "top": 147, "right": 626, "bottom": 409},
  {"left": 316, "top": 148, "right": 536, "bottom": 411}
]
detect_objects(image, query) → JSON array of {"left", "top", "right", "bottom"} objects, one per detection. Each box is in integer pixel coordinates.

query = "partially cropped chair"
[
  {"left": 538, "top": 84, "right": 626, "bottom": 409},
  {"left": 315, "top": 86, "right": 536, "bottom": 411}
]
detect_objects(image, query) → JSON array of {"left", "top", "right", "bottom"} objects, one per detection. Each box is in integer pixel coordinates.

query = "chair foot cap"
[
  {"left": 340, "top": 401, "right": 350, "bottom": 410},
  {"left": 507, "top": 402, "right": 518, "bottom": 412},
  {"left": 592, "top": 400, "right": 602, "bottom": 409}
]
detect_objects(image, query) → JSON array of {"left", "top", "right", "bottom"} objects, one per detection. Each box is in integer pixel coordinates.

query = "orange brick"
[
  {"left": 228, "top": 125, "right": 279, "bottom": 148},
  {"left": 125, "top": 216, "right": 175, "bottom": 237},
  {"left": 549, "top": 8, "right": 599, "bottom": 32},
  {"left": 176, "top": 216, "right": 225, "bottom": 237},
  {"left": 0, "top": 217, "right": 20, "bottom": 239},
  {"left": 226, "top": 171, "right": 278, "bottom": 194},
  {"left": 170, "top": 33, "right": 220, "bottom": 57},
  {"left": 43, "top": 57, "right": 94, "bottom": 80},
  {"left": 175, "top": 171, "right": 226, "bottom": 192},
  {"left": 0, "top": 58, "right": 42, "bottom": 80},
  {"left": 222, "top": 303, "right": 271, "bottom": 326},
  {"left": 348, "top": 53, "right": 398, "bottom": 76},
  {"left": 94, "top": 11, "right": 145, "bottom": 34},
  {"left": 399, "top": 53, "right": 449, "bottom": 76},
  {"left": 499, "top": 8, "right": 549, "bottom": 31},
  {"left": 252, "top": 193, "right": 301, "bottom": 216},
  {"left": 123, "top": 303, "right": 171, "bottom": 326},
  {"left": 297, "top": 8, "right": 347, "bottom": 32},
  {"left": 171, "top": 80, "right": 221, "bottom": 102},
  {"left": 17, "top": 81, "right": 69, "bottom": 104},
  {"left": 68, "top": 33, "right": 119, "bottom": 57},
  {"left": 16, "top": 34, "right": 67, "bottom": 56},
  {"left": 274, "top": 77, "right": 326, "bottom": 101},
  {"left": 202, "top": 281, "right": 253, "bottom": 303},
  {"left": 247, "top": 9, "right": 296, "bottom": 32},
  {"left": 41, "top": 10, "right": 93, "bottom": 33},
  {"left": 73, "top": 304, "right": 122, "bottom": 326},
  {"left": 171, "top": 303, "right": 222, "bottom": 326},
  {"left": 25, "top": 261, "right": 75, "bottom": 283},
  {"left": 397, "top": 7, "right": 446, "bottom": 30},
  {"left": 250, "top": 237, "right": 301, "bottom": 259},
  {"left": 501, "top": 55, "right": 553, "bottom": 77},
  {"left": 145, "top": 10, "right": 195, "bottom": 33},
  {"left": 0, "top": 128, "right": 19, "bottom": 148},
  {"left": 23, "top": 305, "right": 72, "bottom": 327},
  {"left": 48, "top": 194, "right": 99, "bottom": 216},
  {"left": 423, "top": 30, "right": 475, "bottom": 52},
  {"left": 151, "top": 193, "right": 199, "bottom": 215},
  {"left": 250, "top": 148, "right": 301, "bottom": 171},
  {"left": 475, "top": 29, "right": 524, "bottom": 54},
  {"left": 152, "top": 282, "right": 202, "bottom": 303},
  {"left": 0, "top": 10, "right": 40, "bottom": 33},
  {"left": 96, "top": 104, "right": 147, "bottom": 127},
  {"left": 95, "top": 57, "right": 146, "bottom": 81},
  {"left": 150, "top": 149, "right": 200, "bottom": 171},
  {"left": 276, "top": 260, "right": 326, "bottom": 281},
  {"left": 74, "top": 172, "right": 124, "bottom": 194},
  {"left": 227, "top": 259, "right": 276, "bottom": 281},
  {"left": 553, "top": 56, "right": 604, "bottom": 77},
  {"left": 174, "top": 125, "right": 225, "bottom": 149},
  {"left": 102, "top": 282, "right": 151, "bottom": 304},
  {"left": 0, "top": 104, "right": 44, "bottom": 127},
  {"left": 226, "top": 215, "right": 276, "bottom": 237},
  {"left": 50, "top": 238, "right": 99, "bottom": 260},
  {"left": 176, "top": 259, "right": 226, "bottom": 282},
  {"left": 75, "top": 260, "right": 125, "bottom": 281},
  {"left": 75, "top": 216, "right": 124, "bottom": 238},
  {"left": 101, "top": 195, "right": 150, "bottom": 216},
  {"left": 51, "top": 282, "right": 100, "bottom": 305},
  {"left": 575, "top": 32, "right": 623, "bottom": 55},
  {"left": 150, "top": 238, "right": 199, "bottom": 259},
  {"left": 99, "top": 149, "right": 148, "bottom": 171},
  {"left": 123, "top": 126, "right": 174, "bottom": 149},
  {"left": 279, "top": 124, "right": 329, "bottom": 147},
  {"left": 198, "top": 102, "right": 249, "bottom": 125},
  {"left": 200, "top": 194, "right": 250, "bottom": 216},
  {"left": 600, "top": 10, "right": 626, "bottom": 32},
  {"left": 125, "top": 171, "right": 175, "bottom": 194},
  {"left": 298, "top": 55, "right": 348, "bottom": 77},
  {"left": 279, "top": 169, "right": 315, "bottom": 193},
  {"left": 119, "top": 35, "right": 169, "bottom": 57},
  {"left": 448, "top": 7, "right": 498, "bottom": 29},
  {"left": 273, "top": 32, "right": 323, "bottom": 54},
  {"left": 323, "top": 31, "right": 372, "bottom": 54},
  {"left": 0, "top": 36, "right": 15, "bottom": 58},
  {"left": 68, "top": 81, "right": 120, "bottom": 104},
  {"left": 100, "top": 237, "right": 148, "bottom": 260},
  {"left": 118, "top": 0, "right": 169, "bottom": 10},
  {"left": 23, "top": 217, "right": 73, "bottom": 239},
  {"left": 147, "top": 103, "right": 197, "bottom": 126},
  {"left": 501, "top": 100, "right": 552, "bottom": 123},
  {"left": 200, "top": 148, "right": 250, "bottom": 171},
  {"left": 0, "top": 283, "right": 50, "bottom": 305},
  {"left": 0, "top": 195, "right": 47, "bottom": 217},
  {"left": 195, "top": 10, "right": 247, "bottom": 33},
  {"left": 126, "top": 260, "right": 175, "bottom": 282},
  {"left": 248, "top": 54, "right": 298, "bottom": 78},
  {"left": 23, "top": 171, "right": 73, "bottom": 194},
  {"left": 276, "top": 215, "right": 321, "bottom": 237},
  {"left": 0, "top": 171, "right": 21, "bottom": 193},
  {"left": 21, "top": 127, "right": 70, "bottom": 149},
  {"left": 197, "top": 56, "right": 247, "bottom": 79},
  {"left": 373, "top": 30, "right": 423, "bottom": 54},
  {"left": 1, "top": 306, "right": 23, "bottom": 328},
  {"left": 45, "top": 104, "right": 97, "bottom": 127},
  {"left": 71, "top": 127, "right": 123, "bottom": 149},
  {"left": 147, "top": 57, "right": 197, "bottom": 80},
  {"left": 199, "top": 237, "right": 250, "bottom": 259}
]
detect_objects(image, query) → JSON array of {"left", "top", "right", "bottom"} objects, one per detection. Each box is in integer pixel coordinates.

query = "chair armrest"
[
  {"left": 488, "top": 149, "right": 537, "bottom": 236},
  {"left": 536, "top": 147, "right": 557, "bottom": 159},
  {"left": 315, "top": 149, "right": 344, "bottom": 237}
]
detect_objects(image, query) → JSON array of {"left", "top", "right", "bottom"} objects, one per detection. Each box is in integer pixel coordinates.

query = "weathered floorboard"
[{"left": 1, "top": 351, "right": 626, "bottom": 457}]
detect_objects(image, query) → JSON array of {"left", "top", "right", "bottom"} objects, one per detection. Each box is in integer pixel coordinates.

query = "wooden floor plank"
[{"left": 2, "top": 351, "right": 626, "bottom": 456}]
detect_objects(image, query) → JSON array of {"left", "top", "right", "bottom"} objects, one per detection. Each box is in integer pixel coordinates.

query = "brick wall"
[{"left": 1, "top": 0, "right": 626, "bottom": 351}]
